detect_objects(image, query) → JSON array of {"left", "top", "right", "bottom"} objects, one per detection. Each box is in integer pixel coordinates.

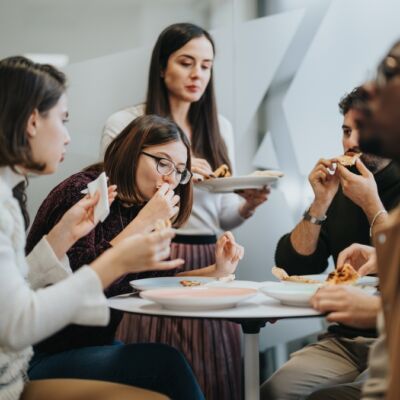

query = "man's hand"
[
  {"left": 336, "top": 243, "right": 378, "bottom": 276},
  {"left": 311, "top": 285, "right": 380, "bottom": 329},
  {"left": 336, "top": 159, "right": 384, "bottom": 222},
  {"left": 308, "top": 159, "right": 340, "bottom": 215}
]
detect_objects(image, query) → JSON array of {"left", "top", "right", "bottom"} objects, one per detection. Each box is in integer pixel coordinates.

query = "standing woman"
[{"left": 102, "top": 23, "right": 269, "bottom": 399}]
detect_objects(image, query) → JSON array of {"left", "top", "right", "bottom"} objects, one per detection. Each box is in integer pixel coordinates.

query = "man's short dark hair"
[{"left": 338, "top": 86, "right": 370, "bottom": 115}]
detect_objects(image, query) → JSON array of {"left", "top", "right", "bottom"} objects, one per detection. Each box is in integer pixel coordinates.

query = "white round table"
[{"left": 108, "top": 284, "right": 321, "bottom": 400}]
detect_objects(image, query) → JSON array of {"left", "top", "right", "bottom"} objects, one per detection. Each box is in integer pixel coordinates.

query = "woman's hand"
[
  {"left": 47, "top": 185, "right": 117, "bottom": 259},
  {"left": 191, "top": 157, "right": 215, "bottom": 181},
  {"left": 237, "top": 187, "right": 270, "bottom": 219},
  {"left": 336, "top": 243, "right": 377, "bottom": 276},
  {"left": 111, "top": 184, "right": 180, "bottom": 245},
  {"left": 215, "top": 231, "right": 244, "bottom": 277},
  {"left": 91, "top": 227, "right": 184, "bottom": 288}
]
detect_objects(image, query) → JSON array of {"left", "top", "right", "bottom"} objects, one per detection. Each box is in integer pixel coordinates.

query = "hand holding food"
[
  {"left": 191, "top": 157, "right": 216, "bottom": 180},
  {"left": 336, "top": 244, "right": 378, "bottom": 276},
  {"left": 308, "top": 158, "right": 340, "bottom": 211},
  {"left": 335, "top": 157, "right": 383, "bottom": 217},
  {"left": 91, "top": 227, "right": 184, "bottom": 288},
  {"left": 136, "top": 183, "right": 180, "bottom": 230}
]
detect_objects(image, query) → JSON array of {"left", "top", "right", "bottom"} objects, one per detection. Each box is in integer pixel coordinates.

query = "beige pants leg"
[
  {"left": 21, "top": 379, "right": 169, "bottom": 400},
  {"left": 260, "top": 336, "right": 372, "bottom": 400}
]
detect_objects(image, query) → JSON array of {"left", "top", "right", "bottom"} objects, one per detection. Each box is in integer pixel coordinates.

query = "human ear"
[{"left": 26, "top": 109, "right": 39, "bottom": 138}]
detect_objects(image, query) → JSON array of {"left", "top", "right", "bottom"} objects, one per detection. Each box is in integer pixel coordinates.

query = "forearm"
[
  {"left": 110, "top": 218, "right": 152, "bottom": 247},
  {"left": 90, "top": 249, "right": 124, "bottom": 289},
  {"left": 290, "top": 200, "right": 328, "bottom": 256},
  {"left": 46, "top": 222, "right": 75, "bottom": 260},
  {"left": 361, "top": 197, "right": 388, "bottom": 236}
]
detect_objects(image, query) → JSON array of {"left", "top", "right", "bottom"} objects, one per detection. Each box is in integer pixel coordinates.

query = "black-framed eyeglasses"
[{"left": 141, "top": 151, "right": 192, "bottom": 185}]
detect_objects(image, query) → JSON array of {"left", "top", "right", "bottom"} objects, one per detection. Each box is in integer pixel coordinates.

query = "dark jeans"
[{"left": 28, "top": 342, "right": 204, "bottom": 400}]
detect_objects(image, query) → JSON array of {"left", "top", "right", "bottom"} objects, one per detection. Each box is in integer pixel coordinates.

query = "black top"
[{"left": 275, "top": 161, "right": 400, "bottom": 338}]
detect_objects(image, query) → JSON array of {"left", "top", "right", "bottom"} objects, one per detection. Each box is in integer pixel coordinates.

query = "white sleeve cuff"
[{"left": 26, "top": 236, "right": 72, "bottom": 289}]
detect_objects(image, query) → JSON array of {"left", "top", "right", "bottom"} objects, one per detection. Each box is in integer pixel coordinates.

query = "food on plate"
[
  {"left": 154, "top": 219, "right": 172, "bottom": 231},
  {"left": 326, "top": 263, "right": 359, "bottom": 285},
  {"left": 180, "top": 280, "right": 202, "bottom": 287},
  {"left": 272, "top": 264, "right": 360, "bottom": 286},
  {"left": 249, "top": 170, "right": 284, "bottom": 178},
  {"left": 271, "top": 266, "right": 322, "bottom": 284},
  {"left": 212, "top": 164, "right": 231, "bottom": 178},
  {"left": 336, "top": 152, "right": 362, "bottom": 167}
]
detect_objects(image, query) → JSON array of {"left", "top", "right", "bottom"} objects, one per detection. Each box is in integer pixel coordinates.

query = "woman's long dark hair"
[
  {"left": 145, "top": 22, "right": 231, "bottom": 171},
  {"left": 0, "top": 56, "right": 66, "bottom": 227},
  {"left": 88, "top": 114, "right": 193, "bottom": 227}
]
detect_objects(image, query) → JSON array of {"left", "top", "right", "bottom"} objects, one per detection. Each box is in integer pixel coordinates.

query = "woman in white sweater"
[
  {"left": 0, "top": 56, "right": 204, "bottom": 400},
  {"left": 101, "top": 23, "right": 269, "bottom": 400}
]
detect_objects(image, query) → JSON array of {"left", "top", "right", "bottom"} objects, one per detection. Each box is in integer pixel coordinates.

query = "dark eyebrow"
[
  {"left": 156, "top": 152, "right": 186, "bottom": 167},
  {"left": 177, "top": 54, "right": 213, "bottom": 63},
  {"left": 342, "top": 124, "right": 351, "bottom": 130}
]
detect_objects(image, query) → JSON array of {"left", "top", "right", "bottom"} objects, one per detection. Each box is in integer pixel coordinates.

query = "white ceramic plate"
[
  {"left": 130, "top": 276, "right": 217, "bottom": 291},
  {"left": 195, "top": 175, "right": 279, "bottom": 193},
  {"left": 260, "top": 282, "right": 318, "bottom": 307},
  {"left": 280, "top": 274, "right": 379, "bottom": 288},
  {"left": 140, "top": 287, "right": 258, "bottom": 311},
  {"left": 261, "top": 282, "right": 377, "bottom": 307}
]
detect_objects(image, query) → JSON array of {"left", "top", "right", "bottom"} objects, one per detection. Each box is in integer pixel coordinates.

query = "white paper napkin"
[{"left": 86, "top": 172, "right": 110, "bottom": 224}]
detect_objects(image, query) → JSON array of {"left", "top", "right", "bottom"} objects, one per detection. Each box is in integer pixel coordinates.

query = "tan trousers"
[
  {"left": 21, "top": 379, "right": 169, "bottom": 400},
  {"left": 260, "top": 335, "right": 374, "bottom": 400}
]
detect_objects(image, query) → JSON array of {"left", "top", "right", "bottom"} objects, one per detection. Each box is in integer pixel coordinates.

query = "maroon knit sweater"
[{"left": 27, "top": 169, "right": 174, "bottom": 354}]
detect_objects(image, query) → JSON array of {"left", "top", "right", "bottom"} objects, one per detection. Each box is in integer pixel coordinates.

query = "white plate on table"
[
  {"left": 140, "top": 287, "right": 258, "bottom": 311},
  {"left": 280, "top": 274, "right": 379, "bottom": 289},
  {"left": 261, "top": 282, "right": 377, "bottom": 307},
  {"left": 130, "top": 276, "right": 217, "bottom": 291},
  {"left": 260, "top": 282, "right": 318, "bottom": 307},
  {"left": 195, "top": 175, "right": 279, "bottom": 193}
]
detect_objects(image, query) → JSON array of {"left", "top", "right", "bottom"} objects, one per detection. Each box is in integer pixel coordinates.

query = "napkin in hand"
[{"left": 86, "top": 172, "right": 110, "bottom": 224}]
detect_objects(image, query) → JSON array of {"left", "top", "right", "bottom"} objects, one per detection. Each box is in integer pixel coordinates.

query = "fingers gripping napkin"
[{"left": 86, "top": 172, "right": 110, "bottom": 223}]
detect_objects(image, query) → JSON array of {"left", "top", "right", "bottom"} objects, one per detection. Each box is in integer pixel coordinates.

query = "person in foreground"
[
  {"left": 0, "top": 56, "right": 204, "bottom": 400},
  {"left": 260, "top": 86, "right": 400, "bottom": 400}
]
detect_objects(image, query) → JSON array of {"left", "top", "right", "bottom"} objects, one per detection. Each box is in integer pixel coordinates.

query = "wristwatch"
[{"left": 303, "top": 207, "right": 327, "bottom": 225}]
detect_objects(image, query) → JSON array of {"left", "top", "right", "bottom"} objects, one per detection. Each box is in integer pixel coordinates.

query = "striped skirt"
[{"left": 116, "top": 241, "right": 242, "bottom": 400}]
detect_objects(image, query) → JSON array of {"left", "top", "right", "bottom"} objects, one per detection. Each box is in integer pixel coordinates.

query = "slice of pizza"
[
  {"left": 213, "top": 164, "right": 231, "bottom": 178},
  {"left": 271, "top": 266, "right": 322, "bottom": 284},
  {"left": 180, "top": 280, "right": 202, "bottom": 287},
  {"left": 336, "top": 152, "right": 362, "bottom": 167},
  {"left": 325, "top": 263, "right": 359, "bottom": 285}
]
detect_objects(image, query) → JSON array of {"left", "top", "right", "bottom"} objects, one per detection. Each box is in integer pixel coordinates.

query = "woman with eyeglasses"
[
  {"left": 26, "top": 114, "right": 242, "bottom": 397},
  {"left": 100, "top": 22, "right": 267, "bottom": 400}
]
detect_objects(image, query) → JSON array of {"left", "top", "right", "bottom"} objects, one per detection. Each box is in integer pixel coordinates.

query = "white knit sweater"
[{"left": 0, "top": 167, "right": 109, "bottom": 400}]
